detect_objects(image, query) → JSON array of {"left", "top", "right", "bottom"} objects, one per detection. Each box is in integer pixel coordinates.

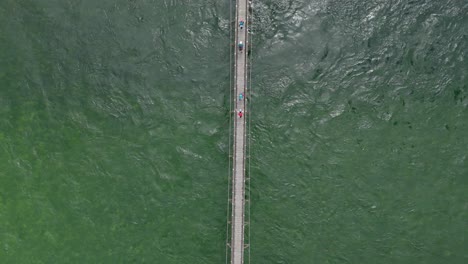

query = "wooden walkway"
[{"left": 230, "top": 0, "right": 249, "bottom": 263}]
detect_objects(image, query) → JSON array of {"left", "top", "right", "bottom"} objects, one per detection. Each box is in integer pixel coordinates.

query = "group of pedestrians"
[
  {"left": 238, "top": 20, "right": 245, "bottom": 52},
  {"left": 238, "top": 93, "right": 244, "bottom": 118},
  {"left": 237, "top": 20, "right": 246, "bottom": 118}
]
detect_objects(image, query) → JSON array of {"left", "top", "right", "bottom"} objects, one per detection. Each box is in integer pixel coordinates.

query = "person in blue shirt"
[
  {"left": 239, "top": 20, "right": 244, "bottom": 29},
  {"left": 239, "top": 93, "right": 243, "bottom": 101}
]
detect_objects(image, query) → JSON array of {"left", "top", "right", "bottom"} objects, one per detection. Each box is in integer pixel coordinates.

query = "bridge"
[{"left": 226, "top": 0, "right": 252, "bottom": 263}]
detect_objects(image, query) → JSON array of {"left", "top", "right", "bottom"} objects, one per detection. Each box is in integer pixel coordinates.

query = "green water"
[{"left": 1, "top": 0, "right": 467, "bottom": 263}]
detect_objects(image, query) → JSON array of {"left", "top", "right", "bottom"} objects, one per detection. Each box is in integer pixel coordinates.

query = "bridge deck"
[{"left": 230, "top": 0, "right": 249, "bottom": 263}]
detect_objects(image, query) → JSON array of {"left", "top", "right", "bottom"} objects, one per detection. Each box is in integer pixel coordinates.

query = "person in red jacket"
[{"left": 238, "top": 109, "right": 243, "bottom": 118}]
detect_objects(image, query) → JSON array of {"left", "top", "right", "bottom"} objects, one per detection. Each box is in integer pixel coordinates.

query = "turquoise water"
[{"left": 1, "top": 0, "right": 467, "bottom": 263}]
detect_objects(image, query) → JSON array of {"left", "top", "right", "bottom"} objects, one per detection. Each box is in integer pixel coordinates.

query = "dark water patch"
[{"left": 251, "top": 0, "right": 468, "bottom": 263}]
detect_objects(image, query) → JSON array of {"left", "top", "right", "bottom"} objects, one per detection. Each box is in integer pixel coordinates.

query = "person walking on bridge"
[
  {"left": 238, "top": 41, "right": 243, "bottom": 52},
  {"left": 239, "top": 20, "right": 244, "bottom": 29},
  {"left": 238, "top": 109, "right": 243, "bottom": 118}
]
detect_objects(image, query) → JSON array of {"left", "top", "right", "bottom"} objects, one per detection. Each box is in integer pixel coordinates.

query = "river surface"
[{"left": 0, "top": 0, "right": 466, "bottom": 263}]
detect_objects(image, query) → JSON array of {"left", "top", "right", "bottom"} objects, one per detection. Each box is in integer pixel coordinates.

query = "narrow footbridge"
[{"left": 227, "top": 0, "right": 252, "bottom": 263}]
